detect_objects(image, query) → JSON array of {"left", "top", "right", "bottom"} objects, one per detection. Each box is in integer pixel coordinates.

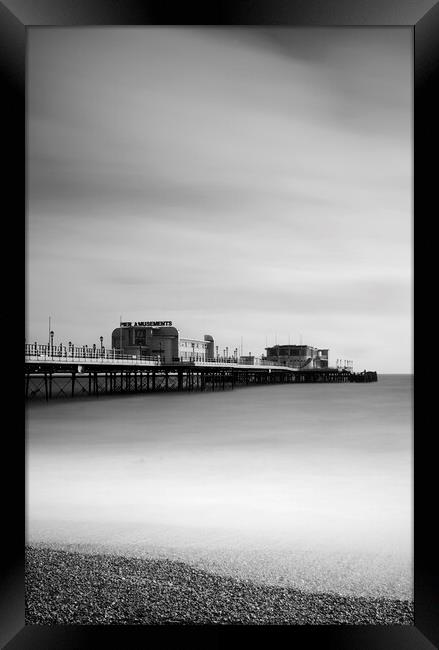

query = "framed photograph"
[{"left": 2, "top": 1, "right": 435, "bottom": 648}]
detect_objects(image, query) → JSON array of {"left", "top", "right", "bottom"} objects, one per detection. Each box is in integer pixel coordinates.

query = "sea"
[{"left": 26, "top": 374, "right": 413, "bottom": 600}]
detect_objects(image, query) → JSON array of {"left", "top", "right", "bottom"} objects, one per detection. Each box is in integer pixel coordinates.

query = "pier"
[{"left": 25, "top": 345, "right": 377, "bottom": 401}]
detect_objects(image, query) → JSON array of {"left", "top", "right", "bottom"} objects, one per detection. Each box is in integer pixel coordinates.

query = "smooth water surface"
[{"left": 26, "top": 374, "right": 413, "bottom": 598}]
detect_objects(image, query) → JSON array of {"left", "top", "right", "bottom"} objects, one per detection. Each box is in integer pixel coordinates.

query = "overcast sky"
[{"left": 27, "top": 28, "right": 412, "bottom": 372}]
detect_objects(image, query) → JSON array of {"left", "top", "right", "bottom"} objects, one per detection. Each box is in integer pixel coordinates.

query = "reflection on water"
[{"left": 26, "top": 374, "right": 413, "bottom": 598}]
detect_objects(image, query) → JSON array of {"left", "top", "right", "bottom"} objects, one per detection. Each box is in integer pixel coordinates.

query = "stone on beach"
[{"left": 25, "top": 546, "right": 414, "bottom": 626}]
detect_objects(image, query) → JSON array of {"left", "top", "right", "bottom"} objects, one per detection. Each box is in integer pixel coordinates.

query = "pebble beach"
[{"left": 25, "top": 546, "right": 414, "bottom": 625}]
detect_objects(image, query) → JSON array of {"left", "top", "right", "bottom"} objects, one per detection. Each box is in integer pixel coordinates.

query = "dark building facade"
[
  {"left": 111, "top": 321, "right": 214, "bottom": 363},
  {"left": 264, "top": 345, "right": 329, "bottom": 369}
]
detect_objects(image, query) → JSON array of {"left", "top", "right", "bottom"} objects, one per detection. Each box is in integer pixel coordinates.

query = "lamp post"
[
  {"left": 50, "top": 330, "right": 54, "bottom": 355},
  {"left": 100, "top": 336, "right": 104, "bottom": 357}
]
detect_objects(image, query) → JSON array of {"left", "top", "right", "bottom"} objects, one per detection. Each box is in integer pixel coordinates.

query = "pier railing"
[
  {"left": 24, "top": 344, "right": 160, "bottom": 365},
  {"left": 25, "top": 343, "right": 357, "bottom": 373},
  {"left": 24, "top": 344, "right": 283, "bottom": 367}
]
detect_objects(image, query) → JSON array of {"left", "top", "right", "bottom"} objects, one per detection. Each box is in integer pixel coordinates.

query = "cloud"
[{"left": 26, "top": 27, "right": 412, "bottom": 372}]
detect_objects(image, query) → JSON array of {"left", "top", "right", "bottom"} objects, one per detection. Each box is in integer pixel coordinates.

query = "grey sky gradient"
[{"left": 27, "top": 28, "right": 412, "bottom": 372}]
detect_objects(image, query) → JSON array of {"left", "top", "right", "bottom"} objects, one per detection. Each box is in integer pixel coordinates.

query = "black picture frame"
[{"left": 2, "top": 1, "right": 436, "bottom": 648}]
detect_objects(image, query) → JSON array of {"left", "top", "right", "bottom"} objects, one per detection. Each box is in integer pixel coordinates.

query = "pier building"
[
  {"left": 264, "top": 345, "right": 329, "bottom": 369},
  {"left": 111, "top": 322, "right": 214, "bottom": 363}
]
